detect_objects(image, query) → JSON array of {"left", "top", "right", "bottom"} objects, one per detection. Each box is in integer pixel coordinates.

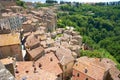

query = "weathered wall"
[
  {"left": 0, "top": 44, "right": 23, "bottom": 61},
  {"left": 62, "top": 61, "right": 74, "bottom": 80},
  {"left": 72, "top": 69, "right": 95, "bottom": 80},
  {"left": 0, "top": 16, "right": 26, "bottom": 34}
]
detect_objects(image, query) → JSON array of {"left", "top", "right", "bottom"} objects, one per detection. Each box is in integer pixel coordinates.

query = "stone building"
[
  {"left": 36, "top": 52, "right": 63, "bottom": 80},
  {"left": 0, "top": 57, "right": 15, "bottom": 76},
  {"left": 106, "top": 67, "right": 120, "bottom": 80},
  {"left": 72, "top": 57, "right": 117, "bottom": 80},
  {"left": 0, "top": 16, "right": 26, "bottom": 34},
  {"left": 55, "top": 46, "right": 75, "bottom": 80},
  {"left": 0, "top": 18, "right": 11, "bottom": 34},
  {"left": 15, "top": 61, "right": 59, "bottom": 80},
  {"left": 26, "top": 46, "right": 45, "bottom": 61},
  {"left": 0, "top": 33, "right": 23, "bottom": 61},
  {"left": 25, "top": 33, "right": 45, "bottom": 61}
]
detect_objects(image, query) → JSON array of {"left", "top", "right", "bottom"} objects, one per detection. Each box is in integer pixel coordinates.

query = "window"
[
  {"left": 15, "top": 69, "right": 19, "bottom": 74},
  {"left": 39, "top": 63, "right": 42, "bottom": 68},
  {"left": 76, "top": 63, "right": 78, "bottom": 66},
  {"left": 77, "top": 73, "right": 80, "bottom": 77},
  {"left": 50, "top": 57, "right": 53, "bottom": 61},
  {"left": 85, "top": 78, "right": 88, "bottom": 80},
  {"left": 57, "top": 75, "right": 60, "bottom": 77},
  {"left": 118, "top": 74, "right": 120, "bottom": 78},
  {"left": 25, "top": 70, "right": 29, "bottom": 73},
  {"left": 85, "top": 69, "right": 88, "bottom": 73}
]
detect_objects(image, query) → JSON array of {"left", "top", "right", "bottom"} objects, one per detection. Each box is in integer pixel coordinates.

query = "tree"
[
  {"left": 16, "top": 0, "right": 26, "bottom": 8},
  {"left": 46, "top": 0, "right": 58, "bottom": 4},
  {"left": 58, "top": 4, "right": 120, "bottom": 65}
]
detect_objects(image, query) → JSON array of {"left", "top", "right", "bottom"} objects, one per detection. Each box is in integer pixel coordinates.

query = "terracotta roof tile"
[
  {"left": 25, "top": 34, "right": 40, "bottom": 49},
  {"left": 73, "top": 57, "right": 105, "bottom": 80},
  {"left": 36, "top": 52, "right": 62, "bottom": 75},
  {"left": 73, "top": 57, "right": 117, "bottom": 80},
  {"left": 55, "top": 46, "right": 74, "bottom": 65},
  {"left": 109, "top": 67, "right": 120, "bottom": 80},
  {"left": 38, "top": 34, "right": 47, "bottom": 41},
  {"left": 45, "top": 47, "right": 57, "bottom": 53},
  {"left": 0, "top": 57, "right": 14, "bottom": 65},
  {"left": 15, "top": 61, "right": 57, "bottom": 80},
  {"left": 27, "top": 46, "right": 44, "bottom": 59}
]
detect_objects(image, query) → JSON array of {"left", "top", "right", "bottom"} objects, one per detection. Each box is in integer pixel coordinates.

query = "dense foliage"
[
  {"left": 57, "top": 4, "right": 120, "bottom": 68},
  {"left": 35, "top": 3, "right": 54, "bottom": 8},
  {"left": 46, "top": 0, "right": 58, "bottom": 4},
  {"left": 16, "top": 0, "right": 26, "bottom": 8}
]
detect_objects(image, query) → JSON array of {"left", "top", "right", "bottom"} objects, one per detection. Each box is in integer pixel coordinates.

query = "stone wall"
[{"left": 0, "top": 16, "right": 26, "bottom": 34}]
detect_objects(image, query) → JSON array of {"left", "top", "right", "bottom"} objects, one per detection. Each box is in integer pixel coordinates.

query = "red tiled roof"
[
  {"left": 109, "top": 67, "right": 120, "bottom": 80},
  {"left": 45, "top": 47, "right": 57, "bottom": 53},
  {"left": 15, "top": 61, "right": 57, "bottom": 80},
  {"left": 55, "top": 46, "right": 74, "bottom": 65},
  {"left": 27, "top": 46, "right": 44, "bottom": 59},
  {"left": 25, "top": 34, "right": 40, "bottom": 48},
  {"left": 73, "top": 57, "right": 106, "bottom": 80},
  {"left": 36, "top": 52, "right": 62, "bottom": 75},
  {"left": 73, "top": 57, "right": 117, "bottom": 80},
  {"left": 0, "top": 57, "right": 14, "bottom": 65}
]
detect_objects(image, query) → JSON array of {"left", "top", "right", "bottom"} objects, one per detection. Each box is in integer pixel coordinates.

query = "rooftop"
[
  {"left": 73, "top": 57, "right": 105, "bottom": 80},
  {"left": 109, "top": 67, "right": 120, "bottom": 80},
  {"left": 0, "top": 61, "right": 15, "bottom": 80},
  {"left": 15, "top": 61, "right": 57, "bottom": 80},
  {"left": 36, "top": 52, "right": 62, "bottom": 75},
  {"left": 0, "top": 57, "right": 14, "bottom": 65},
  {"left": 73, "top": 56, "right": 117, "bottom": 80},
  {"left": 0, "top": 33, "right": 20, "bottom": 46},
  {"left": 55, "top": 46, "right": 74, "bottom": 65},
  {"left": 25, "top": 33, "right": 40, "bottom": 48},
  {"left": 45, "top": 47, "right": 57, "bottom": 53},
  {"left": 27, "top": 46, "right": 44, "bottom": 59}
]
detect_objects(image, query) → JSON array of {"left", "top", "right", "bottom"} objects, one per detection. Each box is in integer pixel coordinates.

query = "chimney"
[
  {"left": 99, "top": 58, "right": 102, "bottom": 62},
  {"left": 34, "top": 67, "right": 37, "bottom": 73},
  {"left": 32, "top": 61, "right": 35, "bottom": 67}
]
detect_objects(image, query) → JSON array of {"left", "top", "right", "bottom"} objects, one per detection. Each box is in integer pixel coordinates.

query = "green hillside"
[{"left": 57, "top": 4, "right": 120, "bottom": 69}]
